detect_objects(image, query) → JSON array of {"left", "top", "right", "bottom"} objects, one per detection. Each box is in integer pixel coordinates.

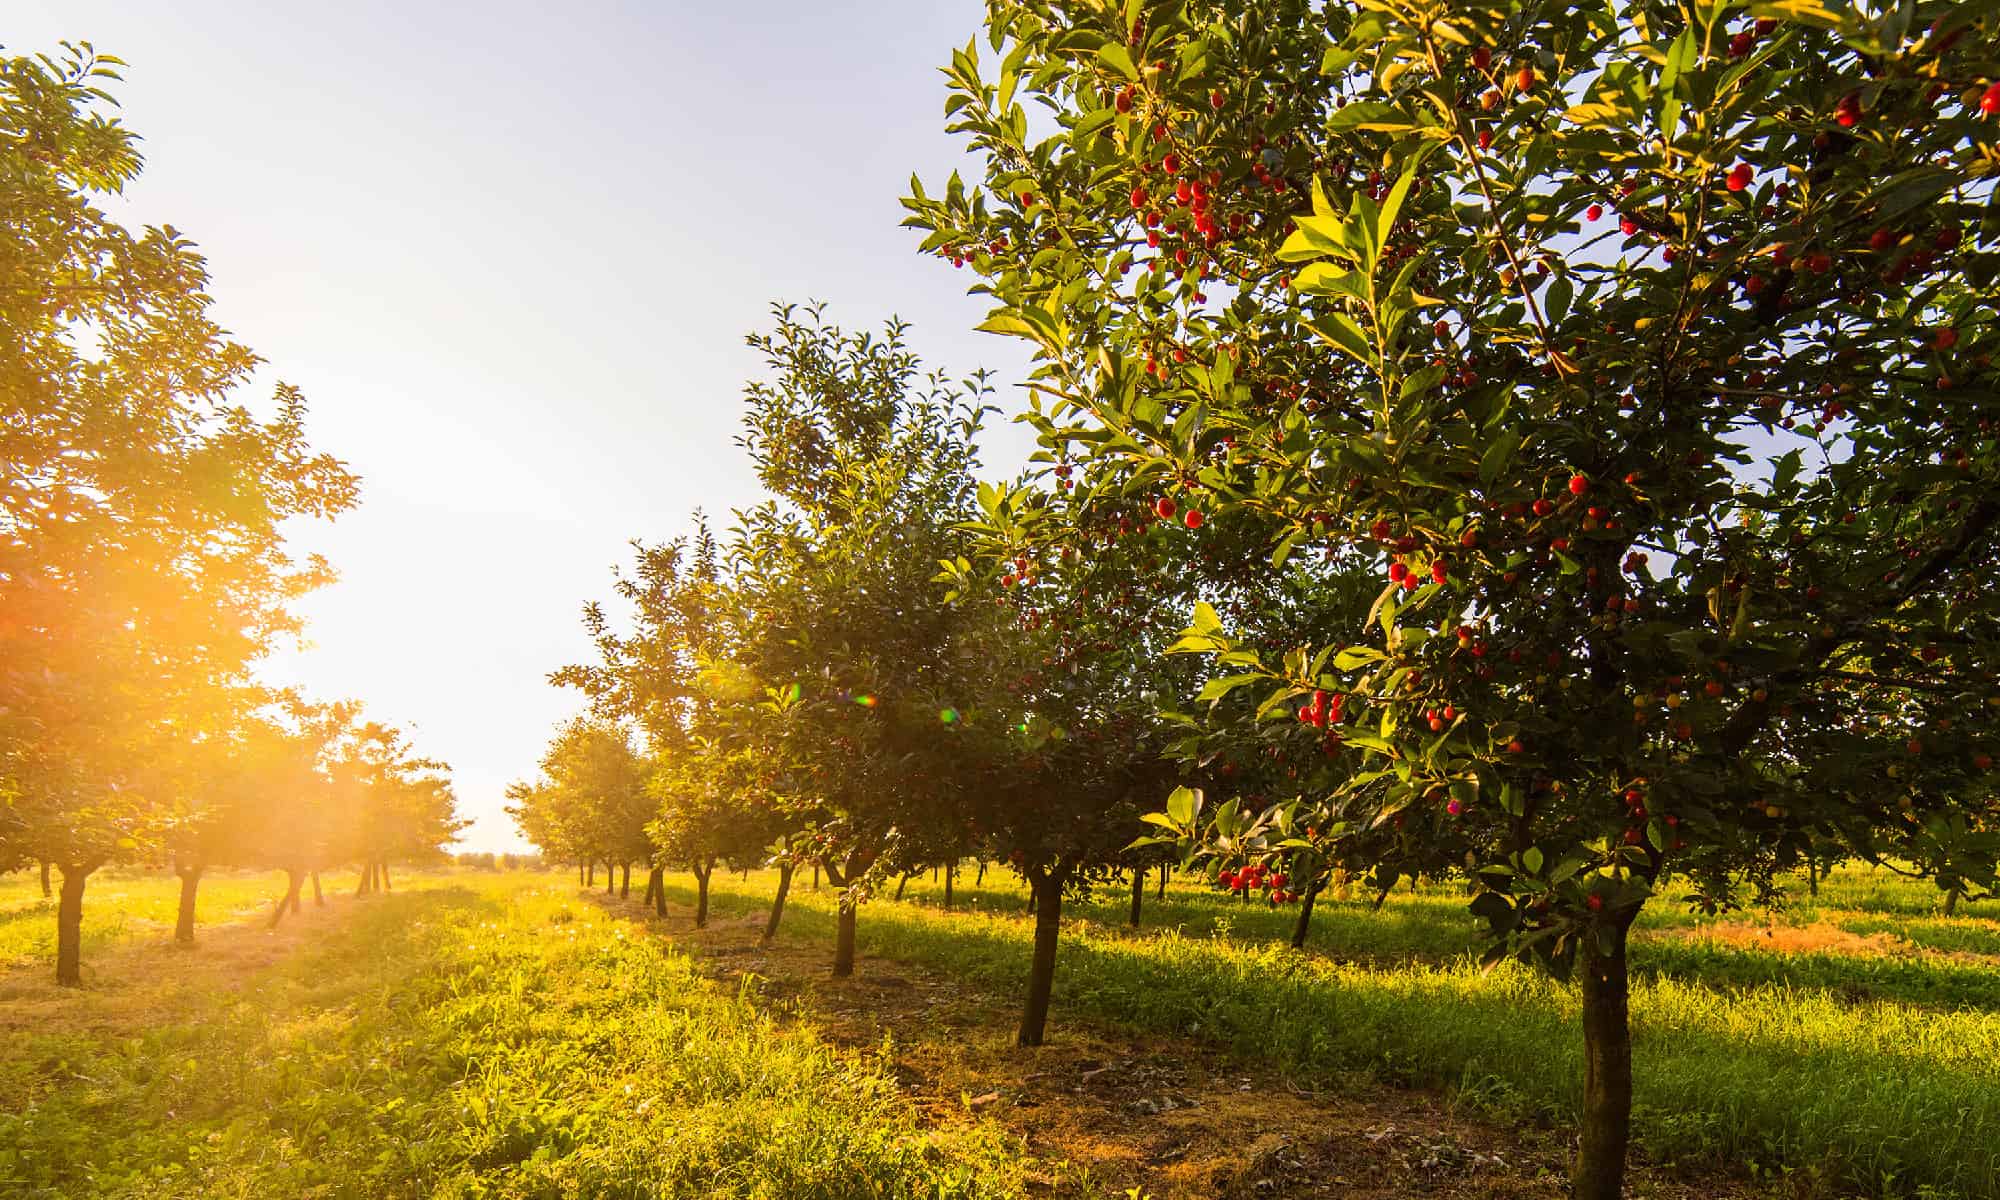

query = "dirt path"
[{"left": 599, "top": 896, "right": 1764, "bottom": 1200}]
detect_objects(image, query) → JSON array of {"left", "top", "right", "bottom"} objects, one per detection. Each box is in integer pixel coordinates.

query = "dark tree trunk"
[
  {"left": 1129, "top": 866, "right": 1144, "bottom": 928},
  {"left": 762, "top": 862, "right": 794, "bottom": 945},
  {"left": 1018, "top": 869, "right": 1066, "bottom": 1046},
  {"left": 586, "top": 861, "right": 595, "bottom": 886},
  {"left": 175, "top": 864, "right": 203, "bottom": 945},
  {"left": 270, "top": 869, "right": 305, "bottom": 930},
  {"left": 1157, "top": 862, "right": 1168, "bottom": 899},
  {"left": 943, "top": 862, "right": 955, "bottom": 910},
  {"left": 977, "top": 860, "right": 987, "bottom": 885},
  {"left": 604, "top": 862, "right": 615, "bottom": 896},
  {"left": 1025, "top": 884, "right": 1037, "bottom": 916},
  {"left": 1807, "top": 856, "right": 1820, "bottom": 898},
  {"left": 894, "top": 871, "right": 911, "bottom": 901},
  {"left": 1291, "top": 881, "right": 1322, "bottom": 949},
  {"left": 620, "top": 863, "right": 631, "bottom": 899},
  {"left": 811, "top": 863, "right": 820, "bottom": 890},
  {"left": 355, "top": 865, "right": 369, "bottom": 897},
  {"left": 1945, "top": 888, "right": 1961, "bottom": 916},
  {"left": 833, "top": 899, "right": 858, "bottom": 977},
  {"left": 578, "top": 862, "right": 586, "bottom": 885},
  {"left": 694, "top": 863, "right": 711, "bottom": 928},
  {"left": 40, "top": 860, "right": 52, "bottom": 899},
  {"left": 55, "top": 864, "right": 90, "bottom": 986},
  {"left": 651, "top": 867, "right": 667, "bottom": 916},
  {"left": 1575, "top": 912, "right": 1637, "bottom": 1200},
  {"left": 379, "top": 862, "right": 390, "bottom": 892},
  {"left": 311, "top": 871, "right": 324, "bottom": 906}
]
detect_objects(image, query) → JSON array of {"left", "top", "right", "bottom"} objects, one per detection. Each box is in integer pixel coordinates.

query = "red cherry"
[
  {"left": 1586, "top": 894, "right": 1604, "bottom": 912},
  {"left": 1982, "top": 82, "right": 2000, "bottom": 116},
  {"left": 1514, "top": 65, "right": 1535, "bottom": 93},
  {"left": 1532, "top": 498, "right": 1555, "bottom": 517},
  {"left": 1586, "top": 204, "right": 1603, "bottom": 221},
  {"left": 1162, "top": 152, "right": 1181, "bottom": 175},
  {"left": 1183, "top": 509, "right": 1205, "bottom": 530},
  {"left": 1130, "top": 185, "right": 1147, "bottom": 209},
  {"left": 1210, "top": 88, "right": 1225, "bottom": 109},
  {"left": 1154, "top": 496, "right": 1177, "bottom": 520},
  {"left": 1430, "top": 560, "right": 1448, "bottom": 585},
  {"left": 1388, "top": 562, "right": 1410, "bottom": 583},
  {"left": 1725, "top": 163, "right": 1753, "bottom": 192},
  {"left": 1472, "top": 46, "right": 1491, "bottom": 71},
  {"left": 1934, "top": 328, "right": 1959, "bottom": 350},
  {"left": 1370, "top": 518, "right": 1393, "bottom": 541},
  {"left": 1568, "top": 473, "right": 1590, "bottom": 496}
]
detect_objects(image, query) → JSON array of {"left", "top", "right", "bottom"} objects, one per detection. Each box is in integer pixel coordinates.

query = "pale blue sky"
[{"left": 13, "top": 2, "right": 1033, "bottom": 851}]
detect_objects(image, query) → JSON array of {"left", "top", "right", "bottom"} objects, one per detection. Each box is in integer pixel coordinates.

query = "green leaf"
[
  {"left": 1522, "top": 846, "right": 1545, "bottom": 875},
  {"left": 1098, "top": 42, "right": 1139, "bottom": 79},
  {"left": 1167, "top": 785, "right": 1198, "bottom": 827}
]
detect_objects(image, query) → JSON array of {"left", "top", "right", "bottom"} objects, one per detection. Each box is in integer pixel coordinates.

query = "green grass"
[
  {"left": 0, "top": 872, "right": 1038, "bottom": 1199},
  {"left": 4, "top": 862, "right": 1995, "bottom": 1198},
  {"left": 691, "top": 863, "right": 2000, "bottom": 1200}
]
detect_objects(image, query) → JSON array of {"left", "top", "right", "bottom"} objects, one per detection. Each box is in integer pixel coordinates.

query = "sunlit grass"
[
  {"left": 0, "top": 872, "right": 1037, "bottom": 1199},
  {"left": 691, "top": 863, "right": 2000, "bottom": 1199}
]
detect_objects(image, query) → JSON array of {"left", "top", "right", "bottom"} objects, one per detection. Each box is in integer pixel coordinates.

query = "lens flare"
[
  {"left": 938, "top": 707, "right": 959, "bottom": 724},
  {"left": 853, "top": 693, "right": 878, "bottom": 708}
]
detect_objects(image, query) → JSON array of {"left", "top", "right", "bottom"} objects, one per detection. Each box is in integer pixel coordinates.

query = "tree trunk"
[
  {"left": 175, "top": 864, "right": 203, "bottom": 945},
  {"left": 1018, "top": 870, "right": 1066, "bottom": 1046},
  {"left": 1945, "top": 887, "right": 1961, "bottom": 917},
  {"left": 379, "top": 862, "right": 390, "bottom": 892},
  {"left": 40, "top": 860, "right": 52, "bottom": 899},
  {"left": 943, "top": 862, "right": 955, "bottom": 910},
  {"left": 1129, "top": 866, "right": 1144, "bottom": 928},
  {"left": 620, "top": 863, "right": 631, "bottom": 899},
  {"left": 651, "top": 867, "right": 667, "bottom": 916},
  {"left": 694, "top": 863, "right": 711, "bottom": 928},
  {"left": 894, "top": 871, "right": 911, "bottom": 901},
  {"left": 762, "top": 863, "right": 794, "bottom": 945},
  {"left": 1157, "top": 862, "right": 1168, "bottom": 900},
  {"left": 1026, "top": 884, "right": 1037, "bottom": 915},
  {"left": 1291, "top": 881, "right": 1322, "bottom": 949},
  {"left": 1574, "top": 912, "right": 1637, "bottom": 1200},
  {"left": 604, "top": 862, "right": 615, "bottom": 896},
  {"left": 586, "top": 861, "right": 595, "bottom": 886},
  {"left": 55, "top": 864, "right": 90, "bottom": 986},
  {"left": 1807, "top": 856, "right": 1820, "bottom": 898},
  {"left": 311, "top": 871, "right": 324, "bottom": 906},
  {"left": 578, "top": 862, "right": 586, "bottom": 885},
  {"left": 833, "top": 900, "right": 858, "bottom": 977},
  {"left": 977, "top": 860, "right": 987, "bottom": 885},
  {"left": 270, "top": 869, "right": 305, "bottom": 930}
]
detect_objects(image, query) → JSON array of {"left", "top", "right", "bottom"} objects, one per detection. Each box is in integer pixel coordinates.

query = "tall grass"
[
  {"left": 692, "top": 865, "right": 2000, "bottom": 1199},
  {"left": 0, "top": 874, "right": 1037, "bottom": 1198}
]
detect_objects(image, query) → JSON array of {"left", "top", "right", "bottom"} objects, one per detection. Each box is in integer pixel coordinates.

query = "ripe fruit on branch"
[
  {"left": 1183, "top": 509, "right": 1205, "bottom": 529},
  {"left": 1514, "top": 65, "right": 1536, "bottom": 93},
  {"left": 1154, "top": 496, "right": 1176, "bottom": 520},
  {"left": 1568, "top": 473, "right": 1590, "bottom": 496},
  {"left": 1726, "top": 162, "right": 1753, "bottom": 192}
]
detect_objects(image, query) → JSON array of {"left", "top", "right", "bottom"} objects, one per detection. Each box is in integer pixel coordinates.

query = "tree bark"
[
  {"left": 977, "top": 860, "right": 987, "bottom": 885},
  {"left": 311, "top": 871, "right": 324, "bottom": 906},
  {"left": 1945, "top": 887, "right": 1961, "bottom": 917},
  {"left": 604, "top": 861, "right": 615, "bottom": 896},
  {"left": 693, "top": 862, "right": 711, "bottom": 928},
  {"left": 1017, "top": 869, "right": 1066, "bottom": 1046},
  {"left": 620, "top": 862, "right": 631, "bottom": 899},
  {"left": 379, "top": 862, "right": 391, "bottom": 892},
  {"left": 175, "top": 864, "right": 203, "bottom": 945},
  {"left": 270, "top": 869, "right": 305, "bottom": 930},
  {"left": 40, "top": 860, "right": 52, "bottom": 899},
  {"left": 650, "top": 867, "right": 667, "bottom": 916},
  {"left": 762, "top": 862, "right": 794, "bottom": 945},
  {"left": 1157, "top": 862, "right": 1168, "bottom": 900},
  {"left": 894, "top": 871, "right": 911, "bottom": 901},
  {"left": 1129, "top": 866, "right": 1144, "bottom": 928},
  {"left": 355, "top": 864, "right": 370, "bottom": 897},
  {"left": 55, "top": 864, "right": 90, "bottom": 986},
  {"left": 578, "top": 862, "right": 586, "bottom": 885},
  {"left": 586, "top": 861, "right": 595, "bottom": 886},
  {"left": 832, "top": 898, "right": 858, "bottom": 977},
  {"left": 943, "top": 862, "right": 955, "bottom": 910},
  {"left": 1291, "top": 881, "right": 1322, "bottom": 949},
  {"left": 1575, "top": 912, "right": 1638, "bottom": 1200}
]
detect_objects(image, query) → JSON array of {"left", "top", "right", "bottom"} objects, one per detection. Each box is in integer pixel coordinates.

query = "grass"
[
  {"left": 3, "top": 862, "right": 1995, "bottom": 1198},
  {"left": 0, "top": 871, "right": 1041, "bottom": 1199},
  {"left": 681, "top": 863, "right": 2000, "bottom": 1200}
]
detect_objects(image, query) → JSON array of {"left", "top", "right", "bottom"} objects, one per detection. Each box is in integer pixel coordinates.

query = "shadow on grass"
[{"left": 628, "top": 871, "right": 2000, "bottom": 1200}]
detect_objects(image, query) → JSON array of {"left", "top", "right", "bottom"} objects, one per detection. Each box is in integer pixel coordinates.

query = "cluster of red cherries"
[{"left": 1216, "top": 862, "right": 1302, "bottom": 904}]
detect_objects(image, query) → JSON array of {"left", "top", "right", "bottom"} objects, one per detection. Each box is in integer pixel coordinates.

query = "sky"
[{"left": 13, "top": 1, "right": 1036, "bottom": 852}]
